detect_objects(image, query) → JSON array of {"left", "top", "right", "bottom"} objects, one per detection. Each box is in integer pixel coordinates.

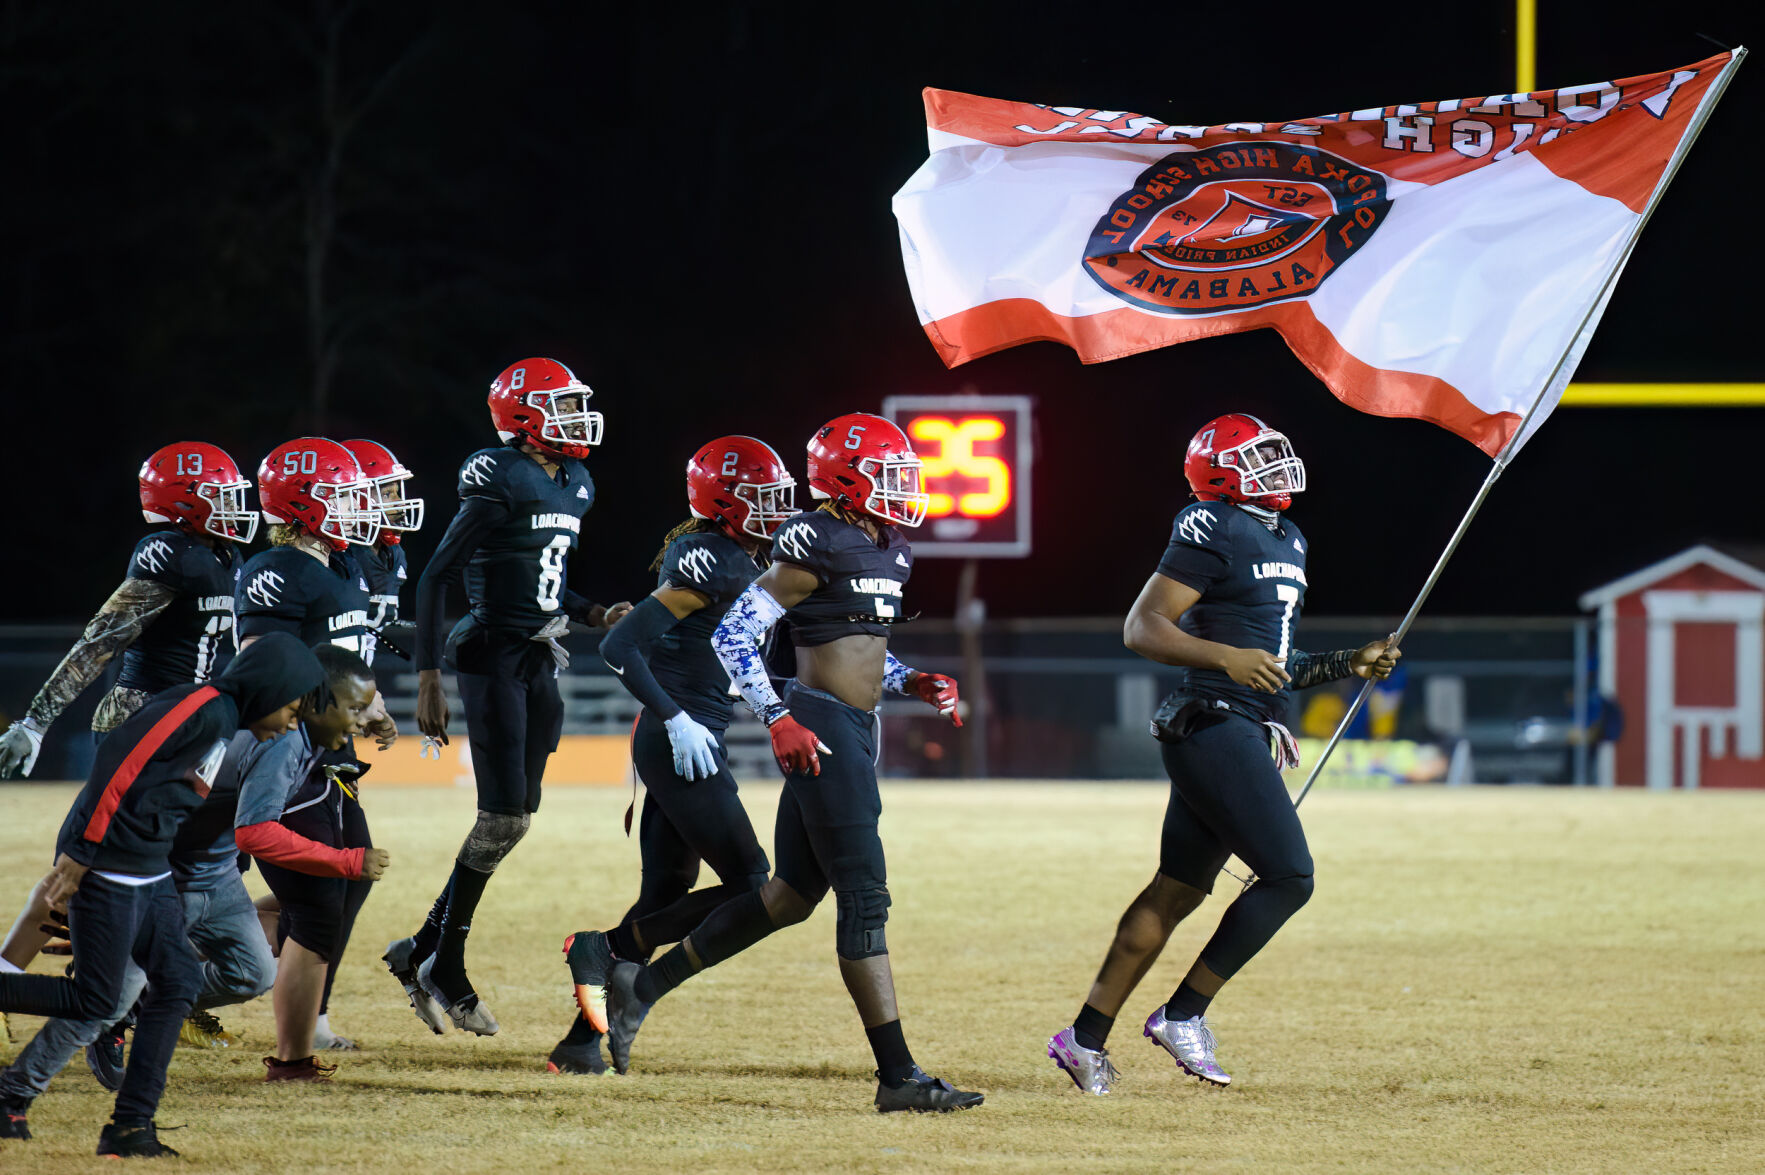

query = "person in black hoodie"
[{"left": 0, "top": 632, "right": 322, "bottom": 1159}]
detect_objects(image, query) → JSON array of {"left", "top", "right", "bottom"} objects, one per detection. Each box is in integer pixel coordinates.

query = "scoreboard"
[{"left": 881, "top": 394, "right": 1033, "bottom": 558}]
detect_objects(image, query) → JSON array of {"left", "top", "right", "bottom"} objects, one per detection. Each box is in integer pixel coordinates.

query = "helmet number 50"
[
  {"left": 536, "top": 535, "right": 570, "bottom": 610},
  {"left": 282, "top": 451, "right": 319, "bottom": 476}
]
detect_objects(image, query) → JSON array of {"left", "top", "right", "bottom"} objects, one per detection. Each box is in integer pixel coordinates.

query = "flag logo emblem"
[{"left": 1084, "top": 142, "right": 1389, "bottom": 316}]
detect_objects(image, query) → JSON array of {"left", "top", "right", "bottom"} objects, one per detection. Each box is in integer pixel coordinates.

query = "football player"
[
  {"left": 598, "top": 413, "right": 983, "bottom": 1113},
  {"left": 386, "top": 358, "right": 628, "bottom": 1036},
  {"left": 0, "top": 634, "right": 323, "bottom": 1157},
  {"left": 549, "top": 436, "right": 795, "bottom": 1075},
  {"left": 236, "top": 437, "right": 394, "bottom": 1050},
  {"left": 0, "top": 442, "right": 253, "bottom": 1035},
  {"left": 341, "top": 438, "right": 424, "bottom": 665},
  {"left": 1046, "top": 414, "right": 1399, "bottom": 1095}
]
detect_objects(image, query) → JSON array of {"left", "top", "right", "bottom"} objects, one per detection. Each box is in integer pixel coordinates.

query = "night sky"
[{"left": 4, "top": 2, "right": 1760, "bottom": 624}]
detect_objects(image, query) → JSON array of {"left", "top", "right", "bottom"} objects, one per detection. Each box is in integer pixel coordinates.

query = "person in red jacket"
[{"left": 232, "top": 645, "right": 390, "bottom": 1081}]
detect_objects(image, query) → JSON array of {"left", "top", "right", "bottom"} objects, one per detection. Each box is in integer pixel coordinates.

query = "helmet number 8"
[
  {"left": 536, "top": 535, "right": 570, "bottom": 610},
  {"left": 282, "top": 451, "right": 319, "bottom": 476},
  {"left": 510, "top": 367, "right": 526, "bottom": 391}
]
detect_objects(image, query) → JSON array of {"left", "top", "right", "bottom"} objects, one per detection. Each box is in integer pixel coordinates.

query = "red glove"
[
  {"left": 912, "top": 673, "right": 963, "bottom": 726},
  {"left": 769, "top": 713, "right": 831, "bottom": 776}
]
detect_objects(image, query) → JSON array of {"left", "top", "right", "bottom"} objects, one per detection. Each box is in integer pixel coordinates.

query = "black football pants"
[
  {"left": 1158, "top": 713, "right": 1315, "bottom": 980},
  {"left": 771, "top": 683, "right": 888, "bottom": 914},
  {"left": 453, "top": 630, "right": 565, "bottom": 816}
]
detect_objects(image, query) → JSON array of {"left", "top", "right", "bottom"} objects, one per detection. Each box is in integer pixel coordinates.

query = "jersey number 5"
[{"left": 536, "top": 535, "right": 569, "bottom": 610}]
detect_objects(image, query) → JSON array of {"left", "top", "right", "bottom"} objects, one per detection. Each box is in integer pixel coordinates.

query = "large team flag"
[{"left": 894, "top": 52, "right": 1742, "bottom": 456}]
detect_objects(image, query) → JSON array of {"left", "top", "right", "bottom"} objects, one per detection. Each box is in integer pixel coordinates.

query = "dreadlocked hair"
[
  {"left": 268, "top": 523, "right": 307, "bottom": 546},
  {"left": 649, "top": 518, "right": 720, "bottom": 572},
  {"left": 815, "top": 500, "right": 866, "bottom": 525}
]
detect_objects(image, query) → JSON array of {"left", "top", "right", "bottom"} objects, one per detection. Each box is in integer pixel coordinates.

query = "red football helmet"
[
  {"left": 806, "top": 413, "right": 928, "bottom": 527},
  {"left": 343, "top": 439, "right": 424, "bottom": 544},
  {"left": 1183, "top": 414, "right": 1307, "bottom": 510},
  {"left": 257, "top": 438, "right": 378, "bottom": 550},
  {"left": 487, "top": 358, "right": 603, "bottom": 460},
  {"left": 686, "top": 436, "right": 797, "bottom": 540},
  {"left": 138, "top": 442, "right": 258, "bottom": 542}
]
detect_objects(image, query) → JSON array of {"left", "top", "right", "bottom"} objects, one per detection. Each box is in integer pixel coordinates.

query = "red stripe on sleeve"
[{"left": 82, "top": 686, "right": 221, "bottom": 845}]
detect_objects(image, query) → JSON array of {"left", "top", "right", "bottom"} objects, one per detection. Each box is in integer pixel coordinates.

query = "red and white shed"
[{"left": 1579, "top": 545, "right": 1765, "bottom": 789}]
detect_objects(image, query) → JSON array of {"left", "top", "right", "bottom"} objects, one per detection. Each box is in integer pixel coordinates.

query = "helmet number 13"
[{"left": 536, "top": 535, "right": 570, "bottom": 610}]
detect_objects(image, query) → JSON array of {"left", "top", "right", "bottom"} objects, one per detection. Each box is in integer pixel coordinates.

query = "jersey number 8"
[{"left": 536, "top": 535, "right": 569, "bottom": 610}]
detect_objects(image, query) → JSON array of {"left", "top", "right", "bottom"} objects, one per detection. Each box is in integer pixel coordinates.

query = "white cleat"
[
  {"left": 1048, "top": 1026, "right": 1119, "bottom": 1095},
  {"left": 1144, "top": 1007, "right": 1231, "bottom": 1086},
  {"left": 382, "top": 937, "right": 451, "bottom": 1035},
  {"left": 416, "top": 954, "right": 500, "bottom": 1036}
]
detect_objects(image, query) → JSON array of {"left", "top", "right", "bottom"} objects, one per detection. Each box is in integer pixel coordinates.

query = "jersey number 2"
[
  {"left": 1274, "top": 583, "right": 1300, "bottom": 661},
  {"left": 537, "top": 536, "right": 570, "bottom": 610}
]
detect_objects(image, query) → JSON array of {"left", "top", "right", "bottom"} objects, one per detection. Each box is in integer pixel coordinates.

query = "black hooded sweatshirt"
[{"left": 55, "top": 632, "right": 324, "bottom": 876}]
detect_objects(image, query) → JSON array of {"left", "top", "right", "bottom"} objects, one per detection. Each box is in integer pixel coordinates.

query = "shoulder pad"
[
  {"left": 1170, "top": 501, "right": 1228, "bottom": 550},
  {"left": 770, "top": 513, "right": 834, "bottom": 568},
  {"left": 457, "top": 448, "right": 517, "bottom": 499},
  {"left": 128, "top": 531, "right": 188, "bottom": 583},
  {"left": 664, "top": 531, "right": 755, "bottom": 598}
]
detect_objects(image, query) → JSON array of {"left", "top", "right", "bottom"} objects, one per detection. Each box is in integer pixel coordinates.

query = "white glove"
[
  {"left": 419, "top": 735, "right": 444, "bottom": 761},
  {"left": 663, "top": 711, "right": 720, "bottom": 782},
  {"left": 0, "top": 718, "right": 46, "bottom": 779}
]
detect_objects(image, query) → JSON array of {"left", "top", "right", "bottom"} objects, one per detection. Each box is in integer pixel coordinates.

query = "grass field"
[{"left": 1, "top": 780, "right": 1762, "bottom": 1173}]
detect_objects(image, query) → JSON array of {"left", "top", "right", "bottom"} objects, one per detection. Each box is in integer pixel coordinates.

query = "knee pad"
[
  {"left": 1261, "top": 871, "right": 1315, "bottom": 913},
  {"left": 834, "top": 885, "right": 891, "bottom": 960},
  {"left": 458, "top": 810, "right": 531, "bottom": 871},
  {"left": 738, "top": 871, "right": 769, "bottom": 895}
]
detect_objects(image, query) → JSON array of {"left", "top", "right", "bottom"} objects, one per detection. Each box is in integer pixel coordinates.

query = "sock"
[
  {"left": 411, "top": 880, "right": 452, "bottom": 961},
  {"left": 428, "top": 861, "right": 492, "bottom": 993},
  {"left": 606, "top": 923, "right": 646, "bottom": 963},
  {"left": 866, "top": 1020, "right": 916, "bottom": 1087},
  {"left": 1073, "top": 1002, "right": 1115, "bottom": 1051},
  {"left": 561, "top": 1014, "right": 601, "bottom": 1045},
  {"left": 1166, "top": 981, "right": 1214, "bottom": 1021},
  {"left": 0, "top": 958, "right": 20, "bottom": 975},
  {"left": 633, "top": 945, "right": 700, "bottom": 1005}
]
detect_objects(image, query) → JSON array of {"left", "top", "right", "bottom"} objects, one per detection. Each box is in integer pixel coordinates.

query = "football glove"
[
  {"left": 663, "top": 711, "right": 721, "bottom": 782},
  {"left": 911, "top": 674, "right": 963, "bottom": 727},
  {"left": 768, "top": 713, "right": 831, "bottom": 776},
  {"left": 0, "top": 717, "right": 46, "bottom": 778}
]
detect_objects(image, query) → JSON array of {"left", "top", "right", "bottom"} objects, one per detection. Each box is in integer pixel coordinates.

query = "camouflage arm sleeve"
[
  {"left": 1285, "top": 648, "right": 1357, "bottom": 690},
  {"left": 25, "top": 578, "right": 176, "bottom": 727}
]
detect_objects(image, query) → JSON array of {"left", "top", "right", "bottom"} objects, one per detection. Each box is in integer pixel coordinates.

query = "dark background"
[{"left": 3, "top": 2, "right": 1758, "bottom": 623}]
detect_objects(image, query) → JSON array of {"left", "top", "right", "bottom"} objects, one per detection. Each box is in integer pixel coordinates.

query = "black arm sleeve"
[
  {"left": 599, "top": 596, "right": 685, "bottom": 721},
  {"left": 413, "top": 496, "right": 511, "bottom": 670},
  {"left": 1287, "top": 648, "right": 1357, "bottom": 689},
  {"left": 561, "top": 589, "right": 603, "bottom": 626}
]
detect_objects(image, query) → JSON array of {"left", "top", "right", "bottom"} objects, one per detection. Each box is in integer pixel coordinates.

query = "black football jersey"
[
  {"left": 236, "top": 546, "right": 372, "bottom": 653},
  {"left": 1155, "top": 500, "right": 1309, "bottom": 722},
  {"left": 652, "top": 530, "right": 764, "bottom": 730},
  {"left": 359, "top": 541, "right": 408, "bottom": 630},
  {"left": 116, "top": 530, "right": 241, "bottom": 693},
  {"left": 768, "top": 511, "right": 913, "bottom": 647},
  {"left": 456, "top": 447, "right": 594, "bottom": 632}
]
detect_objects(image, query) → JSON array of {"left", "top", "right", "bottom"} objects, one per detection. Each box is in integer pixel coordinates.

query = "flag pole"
[{"left": 1285, "top": 49, "right": 1745, "bottom": 813}]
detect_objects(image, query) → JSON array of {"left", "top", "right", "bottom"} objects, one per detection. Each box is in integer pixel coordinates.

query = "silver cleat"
[
  {"left": 1144, "top": 1007, "right": 1230, "bottom": 1086},
  {"left": 383, "top": 937, "right": 452, "bottom": 1035},
  {"left": 1048, "top": 1026, "right": 1119, "bottom": 1095},
  {"left": 417, "top": 954, "right": 500, "bottom": 1036}
]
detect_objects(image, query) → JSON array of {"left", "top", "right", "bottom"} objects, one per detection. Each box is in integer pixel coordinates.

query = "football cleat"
[
  {"left": 96, "top": 1121, "right": 179, "bottom": 1157},
  {"left": 603, "top": 961, "right": 650, "bottom": 1075},
  {"left": 178, "top": 1009, "right": 235, "bottom": 1049},
  {"left": 263, "top": 1055, "right": 338, "bottom": 1083},
  {"left": 1144, "top": 1007, "right": 1231, "bottom": 1086},
  {"left": 1047, "top": 1026, "right": 1119, "bottom": 1095},
  {"left": 546, "top": 1037, "right": 609, "bottom": 1076},
  {"left": 311, "top": 1017, "right": 357, "bottom": 1051},
  {"left": 874, "top": 1066, "right": 985, "bottom": 1113},
  {"left": 562, "top": 931, "right": 613, "bottom": 1033},
  {"left": 383, "top": 937, "right": 450, "bottom": 1035},
  {"left": 417, "top": 955, "right": 499, "bottom": 1036},
  {"left": 85, "top": 1027, "right": 127, "bottom": 1091},
  {"left": 1, "top": 1096, "right": 30, "bottom": 1140}
]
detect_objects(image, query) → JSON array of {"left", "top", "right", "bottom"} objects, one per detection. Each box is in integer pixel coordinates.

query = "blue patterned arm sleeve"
[
  {"left": 882, "top": 651, "right": 914, "bottom": 695},
  {"left": 712, "top": 584, "right": 790, "bottom": 726}
]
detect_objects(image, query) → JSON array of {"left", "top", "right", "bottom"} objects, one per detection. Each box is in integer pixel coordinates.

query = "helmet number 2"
[
  {"left": 282, "top": 450, "right": 319, "bottom": 476},
  {"left": 536, "top": 535, "right": 570, "bottom": 610},
  {"left": 721, "top": 450, "right": 740, "bottom": 477},
  {"left": 1274, "top": 583, "right": 1300, "bottom": 661},
  {"left": 845, "top": 425, "right": 867, "bottom": 450}
]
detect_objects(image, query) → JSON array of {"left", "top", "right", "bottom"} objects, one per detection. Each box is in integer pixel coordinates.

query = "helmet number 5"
[
  {"left": 536, "top": 535, "right": 570, "bottom": 610},
  {"left": 845, "top": 425, "right": 867, "bottom": 450},
  {"left": 1274, "top": 583, "right": 1299, "bottom": 661}
]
